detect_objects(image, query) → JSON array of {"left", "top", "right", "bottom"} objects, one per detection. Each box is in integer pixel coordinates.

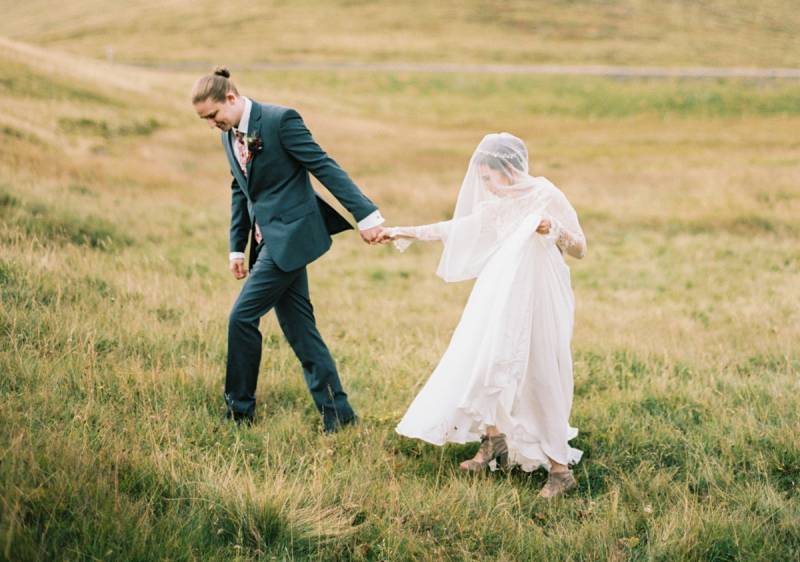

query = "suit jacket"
[{"left": 222, "top": 101, "right": 378, "bottom": 271}]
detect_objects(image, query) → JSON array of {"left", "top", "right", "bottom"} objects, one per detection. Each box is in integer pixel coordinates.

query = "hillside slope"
[{"left": 1, "top": 0, "right": 799, "bottom": 68}]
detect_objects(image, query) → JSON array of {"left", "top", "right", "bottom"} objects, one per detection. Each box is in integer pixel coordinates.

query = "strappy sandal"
[
  {"left": 537, "top": 469, "right": 577, "bottom": 498},
  {"left": 459, "top": 433, "right": 509, "bottom": 472}
]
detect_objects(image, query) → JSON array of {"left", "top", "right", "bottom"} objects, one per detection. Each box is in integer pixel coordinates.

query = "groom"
[{"left": 192, "top": 67, "right": 385, "bottom": 431}]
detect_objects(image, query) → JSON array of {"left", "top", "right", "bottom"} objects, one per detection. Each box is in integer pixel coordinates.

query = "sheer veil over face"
[
  {"left": 437, "top": 133, "right": 551, "bottom": 282},
  {"left": 453, "top": 132, "right": 535, "bottom": 216}
]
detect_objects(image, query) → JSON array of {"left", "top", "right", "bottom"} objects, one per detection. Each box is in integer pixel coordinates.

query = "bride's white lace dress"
[{"left": 390, "top": 163, "right": 586, "bottom": 472}]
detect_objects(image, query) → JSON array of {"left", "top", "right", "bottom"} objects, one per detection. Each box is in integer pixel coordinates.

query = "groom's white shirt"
[{"left": 229, "top": 97, "right": 383, "bottom": 261}]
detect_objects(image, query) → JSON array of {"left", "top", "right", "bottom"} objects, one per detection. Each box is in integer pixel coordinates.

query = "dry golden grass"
[{"left": 2, "top": 1, "right": 800, "bottom": 68}]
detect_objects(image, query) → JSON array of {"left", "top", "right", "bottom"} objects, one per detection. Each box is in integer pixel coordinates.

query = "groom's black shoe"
[
  {"left": 223, "top": 410, "right": 254, "bottom": 427},
  {"left": 323, "top": 413, "right": 359, "bottom": 434}
]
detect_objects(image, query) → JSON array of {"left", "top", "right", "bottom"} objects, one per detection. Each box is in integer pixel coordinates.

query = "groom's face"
[{"left": 194, "top": 93, "right": 242, "bottom": 132}]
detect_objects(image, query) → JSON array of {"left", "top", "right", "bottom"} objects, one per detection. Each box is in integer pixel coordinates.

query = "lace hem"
[{"left": 395, "top": 378, "right": 582, "bottom": 473}]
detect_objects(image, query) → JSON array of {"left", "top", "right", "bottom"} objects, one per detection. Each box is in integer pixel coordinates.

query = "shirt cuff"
[
  {"left": 358, "top": 210, "right": 384, "bottom": 230},
  {"left": 229, "top": 252, "right": 246, "bottom": 261}
]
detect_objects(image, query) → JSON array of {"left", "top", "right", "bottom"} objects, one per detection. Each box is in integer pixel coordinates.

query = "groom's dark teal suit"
[{"left": 222, "top": 99, "right": 377, "bottom": 430}]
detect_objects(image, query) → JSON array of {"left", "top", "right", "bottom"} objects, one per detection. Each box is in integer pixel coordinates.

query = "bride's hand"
[
  {"left": 378, "top": 228, "right": 415, "bottom": 243},
  {"left": 386, "top": 228, "right": 417, "bottom": 240},
  {"left": 536, "top": 218, "right": 551, "bottom": 235},
  {"left": 376, "top": 229, "right": 396, "bottom": 244}
]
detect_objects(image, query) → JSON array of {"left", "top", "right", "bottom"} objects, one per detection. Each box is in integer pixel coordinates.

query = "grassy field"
[{"left": 1, "top": 10, "right": 800, "bottom": 561}]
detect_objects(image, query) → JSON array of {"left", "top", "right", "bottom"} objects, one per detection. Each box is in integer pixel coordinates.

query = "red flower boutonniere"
[{"left": 246, "top": 135, "right": 263, "bottom": 162}]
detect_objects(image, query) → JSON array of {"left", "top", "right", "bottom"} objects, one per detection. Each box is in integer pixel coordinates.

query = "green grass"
[
  {"left": 246, "top": 71, "right": 800, "bottom": 125},
  {"left": 0, "top": 27, "right": 799, "bottom": 562},
  {"left": 0, "top": 190, "right": 132, "bottom": 250},
  {"left": 58, "top": 117, "right": 161, "bottom": 138}
]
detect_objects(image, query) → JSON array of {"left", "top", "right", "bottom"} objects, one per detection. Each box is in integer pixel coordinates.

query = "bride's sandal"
[
  {"left": 459, "top": 433, "right": 509, "bottom": 472},
  {"left": 537, "top": 469, "right": 577, "bottom": 499}
]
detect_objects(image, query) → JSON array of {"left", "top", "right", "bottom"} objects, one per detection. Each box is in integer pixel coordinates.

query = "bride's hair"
[
  {"left": 191, "top": 66, "right": 240, "bottom": 104},
  {"left": 473, "top": 134, "right": 528, "bottom": 179}
]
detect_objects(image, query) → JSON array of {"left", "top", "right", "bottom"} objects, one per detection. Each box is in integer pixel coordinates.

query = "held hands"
[
  {"left": 360, "top": 225, "right": 387, "bottom": 245},
  {"left": 377, "top": 227, "right": 416, "bottom": 253},
  {"left": 378, "top": 227, "right": 416, "bottom": 243},
  {"left": 373, "top": 227, "right": 407, "bottom": 245},
  {"left": 360, "top": 226, "right": 409, "bottom": 245}
]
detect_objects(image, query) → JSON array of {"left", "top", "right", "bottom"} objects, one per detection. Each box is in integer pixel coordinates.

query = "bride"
[{"left": 384, "top": 133, "right": 586, "bottom": 499}]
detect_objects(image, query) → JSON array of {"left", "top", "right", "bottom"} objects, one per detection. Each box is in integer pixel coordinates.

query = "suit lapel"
[
  {"left": 245, "top": 102, "right": 262, "bottom": 181},
  {"left": 222, "top": 131, "right": 249, "bottom": 195}
]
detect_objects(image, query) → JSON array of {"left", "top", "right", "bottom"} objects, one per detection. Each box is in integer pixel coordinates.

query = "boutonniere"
[{"left": 246, "top": 134, "right": 263, "bottom": 162}]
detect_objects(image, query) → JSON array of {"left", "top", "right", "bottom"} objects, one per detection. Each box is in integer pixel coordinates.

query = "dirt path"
[{"left": 147, "top": 60, "right": 800, "bottom": 79}]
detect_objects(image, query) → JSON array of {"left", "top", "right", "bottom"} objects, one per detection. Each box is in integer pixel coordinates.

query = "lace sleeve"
[
  {"left": 385, "top": 221, "right": 451, "bottom": 252},
  {"left": 543, "top": 186, "right": 586, "bottom": 259},
  {"left": 550, "top": 218, "right": 586, "bottom": 259}
]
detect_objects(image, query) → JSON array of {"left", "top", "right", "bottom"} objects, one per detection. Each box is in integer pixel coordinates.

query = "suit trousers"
[{"left": 225, "top": 244, "right": 356, "bottom": 431}]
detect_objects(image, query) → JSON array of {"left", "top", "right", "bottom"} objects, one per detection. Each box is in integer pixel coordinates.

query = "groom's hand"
[
  {"left": 229, "top": 258, "right": 247, "bottom": 280},
  {"left": 360, "top": 225, "right": 384, "bottom": 245}
]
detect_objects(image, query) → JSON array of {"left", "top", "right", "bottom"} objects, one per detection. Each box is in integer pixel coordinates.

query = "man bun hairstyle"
[{"left": 192, "top": 66, "right": 239, "bottom": 104}]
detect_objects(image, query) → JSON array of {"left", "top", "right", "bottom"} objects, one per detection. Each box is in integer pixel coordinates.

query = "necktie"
[
  {"left": 234, "top": 131, "right": 248, "bottom": 176},
  {"left": 234, "top": 131, "right": 261, "bottom": 243}
]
